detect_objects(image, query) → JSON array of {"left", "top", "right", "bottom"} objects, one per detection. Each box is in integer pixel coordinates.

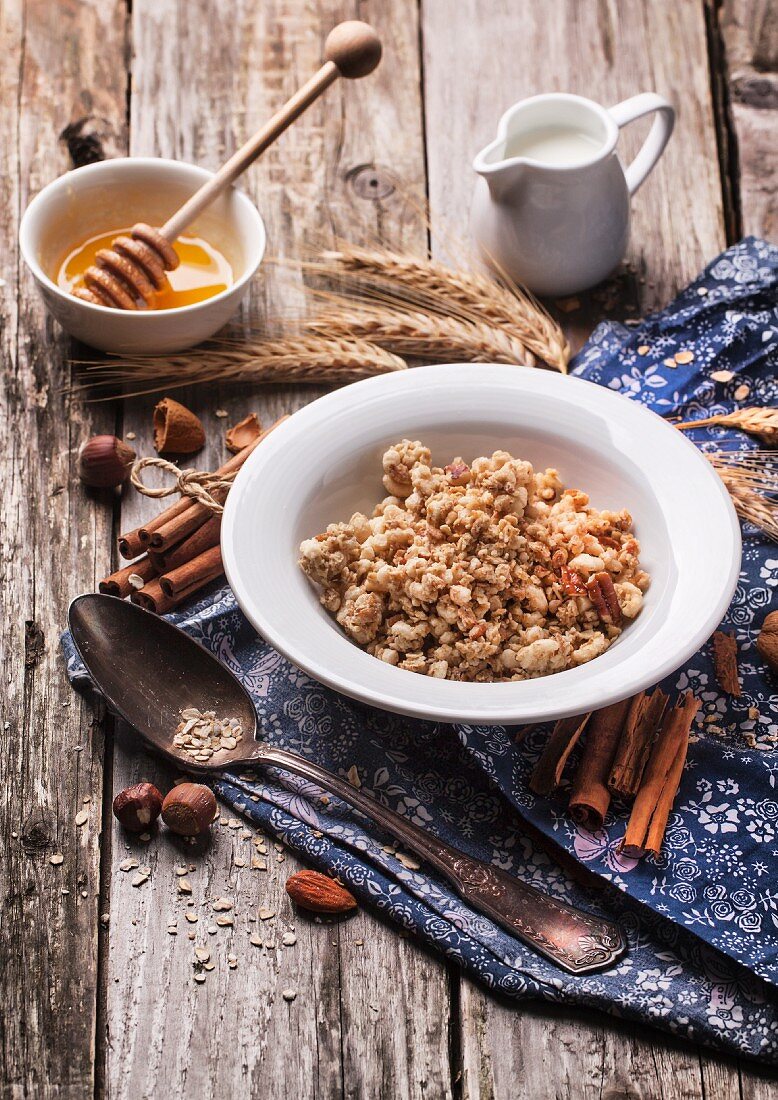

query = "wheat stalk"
[
  {"left": 305, "top": 302, "right": 535, "bottom": 366},
  {"left": 72, "top": 336, "right": 406, "bottom": 399},
  {"left": 297, "top": 242, "right": 570, "bottom": 372},
  {"left": 706, "top": 448, "right": 778, "bottom": 540},
  {"left": 677, "top": 407, "right": 778, "bottom": 447}
]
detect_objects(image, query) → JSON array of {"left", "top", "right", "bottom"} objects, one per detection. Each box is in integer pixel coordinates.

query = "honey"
[{"left": 56, "top": 227, "right": 233, "bottom": 309}]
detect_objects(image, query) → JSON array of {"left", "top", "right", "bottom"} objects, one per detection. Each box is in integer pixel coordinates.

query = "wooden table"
[{"left": 2, "top": 2, "right": 776, "bottom": 1096}]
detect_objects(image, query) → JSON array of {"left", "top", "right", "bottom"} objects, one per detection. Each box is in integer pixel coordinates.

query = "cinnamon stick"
[
  {"left": 131, "top": 575, "right": 208, "bottom": 615},
  {"left": 159, "top": 545, "right": 223, "bottom": 597},
  {"left": 98, "top": 555, "right": 157, "bottom": 598},
  {"left": 608, "top": 689, "right": 668, "bottom": 799},
  {"left": 621, "top": 693, "right": 700, "bottom": 858},
  {"left": 158, "top": 514, "right": 221, "bottom": 573},
  {"left": 568, "top": 697, "right": 632, "bottom": 831},
  {"left": 118, "top": 498, "right": 191, "bottom": 559},
  {"left": 145, "top": 415, "right": 289, "bottom": 552},
  {"left": 712, "top": 630, "right": 741, "bottom": 696},
  {"left": 529, "top": 712, "right": 592, "bottom": 796}
]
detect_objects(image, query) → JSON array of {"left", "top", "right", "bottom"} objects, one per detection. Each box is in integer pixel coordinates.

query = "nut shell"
[
  {"left": 225, "top": 413, "right": 262, "bottom": 454},
  {"left": 112, "top": 782, "right": 163, "bottom": 832},
  {"left": 756, "top": 610, "right": 778, "bottom": 673},
  {"left": 78, "top": 435, "right": 136, "bottom": 488},
  {"left": 153, "top": 397, "right": 206, "bottom": 455},
  {"left": 161, "top": 782, "right": 217, "bottom": 836},
  {"left": 285, "top": 869, "right": 357, "bottom": 914}
]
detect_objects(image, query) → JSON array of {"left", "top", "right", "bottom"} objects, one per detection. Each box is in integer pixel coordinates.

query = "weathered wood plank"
[
  {"left": 106, "top": 2, "right": 451, "bottom": 1097},
  {"left": 0, "top": 1, "right": 128, "bottom": 1096},
  {"left": 719, "top": 0, "right": 777, "bottom": 239}
]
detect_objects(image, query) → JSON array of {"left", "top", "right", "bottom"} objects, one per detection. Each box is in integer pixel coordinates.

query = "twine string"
[{"left": 130, "top": 457, "right": 236, "bottom": 514}]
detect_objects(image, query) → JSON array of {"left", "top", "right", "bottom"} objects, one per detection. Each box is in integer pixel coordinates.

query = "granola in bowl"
[{"left": 299, "top": 440, "right": 649, "bottom": 682}]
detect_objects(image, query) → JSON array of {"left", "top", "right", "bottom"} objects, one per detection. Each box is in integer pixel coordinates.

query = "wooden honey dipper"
[{"left": 73, "top": 21, "right": 382, "bottom": 310}]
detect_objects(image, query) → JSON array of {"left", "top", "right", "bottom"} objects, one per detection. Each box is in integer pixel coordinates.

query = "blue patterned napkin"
[{"left": 64, "top": 237, "right": 778, "bottom": 1062}]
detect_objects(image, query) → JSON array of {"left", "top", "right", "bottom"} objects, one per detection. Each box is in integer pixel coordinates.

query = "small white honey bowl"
[{"left": 19, "top": 157, "right": 266, "bottom": 354}]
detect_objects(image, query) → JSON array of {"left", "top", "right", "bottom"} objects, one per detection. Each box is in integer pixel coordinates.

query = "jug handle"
[{"left": 608, "top": 94, "right": 675, "bottom": 195}]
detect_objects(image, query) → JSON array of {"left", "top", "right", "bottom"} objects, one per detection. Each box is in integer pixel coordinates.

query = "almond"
[{"left": 285, "top": 870, "right": 357, "bottom": 914}]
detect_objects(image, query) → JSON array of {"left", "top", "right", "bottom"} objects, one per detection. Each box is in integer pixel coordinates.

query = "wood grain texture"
[
  {"left": 719, "top": 0, "right": 778, "bottom": 238},
  {"left": 0, "top": 1, "right": 128, "bottom": 1096},
  {"left": 105, "top": 2, "right": 450, "bottom": 1098}
]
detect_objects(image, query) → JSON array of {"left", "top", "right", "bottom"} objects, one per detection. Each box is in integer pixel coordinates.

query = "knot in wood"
[{"left": 347, "top": 164, "right": 396, "bottom": 201}]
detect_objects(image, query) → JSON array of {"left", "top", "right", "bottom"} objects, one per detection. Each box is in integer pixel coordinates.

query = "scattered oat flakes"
[
  {"left": 167, "top": 926, "right": 177, "bottom": 935},
  {"left": 259, "top": 906, "right": 275, "bottom": 921},
  {"left": 61, "top": 888, "right": 70, "bottom": 896},
  {"left": 195, "top": 947, "right": 210, "bottom": 963},
  {"left": 185, "top": 912, "right": 199, "bottom": 924},
  {"left": 674, "top": 350, "right": 694, "bottom": 365},
  {"left": 131, "top": 872, "right": 150, "bottom": 887},
  {"left": 251, "top": 858, "right": 267, "bottom": 871},
  {"left": 234, "top": 858, "right": 246, "bottom": 868},
  {"left": 207, "top": 925, "right": 218, "bottom": 935},
  {"left": 212, "top": 897, "right": 233, "bottom": 911},
  {"left": 216, "top": 915, "right": 234, "bottom": 927},
  {"left": 214, "top": 408, "right": 229, "bottom": 418},
  {"left": 229, "top": 819, "right": 241, "bottom": 830},
  {"left": 265, "top": 939, "right": 276, "bottom": 950},
  {"left": 100, "top": 913, "right": 110, "bottom": 925},
  {"left": 355, "top": 939, "right": 364, "bottom": 947},
  {"left": 194, "top": 973, "right": 206, "bottom": 984},
  {"left": 119, "top": 858, "right": 138, "bottom": 872},
  {"left": 276, "top": 854, "right": 285, "bottom": 864},
  {"left": 282, "top": 932, "right": 297, "bottom": 947},
  {"left": 662, "top": 357, "right": 677, "bottom": 369},
  {"left": 204, "top": 961, "right": 215, "bottom": 971},
  {"left": 282, "top": 989, "right": 297, "bottom": 1002},
  {"left": 227, "top": 954, "right": 238, "bottom": 969},
  {"left": 397, "top": 853, "right": 421, "bottom": 871},
  {"left": 710, "top": 369, "right": 734, "bottom": 383},
  {"left": 125, "top": 431, "right": 136, "bottom": 440},
  {"left": 138, "top": 833, "right": 151, "bottom": 843},
  {"left": 250, "top": 933, "right": 263, "bottom": 947},
  {"left": 175, "top": 865, "right": 188, "bottom": 876},
  {"left": 347, "top": 765, "right": 361, "bottom": 788},
  {"left": 637, "top": 345, "right": 649, "bottom": 356},
  {"left": 734, "top": 383, "right": 750, "bottom": 401},
  {"left": 178, "top": 877, "right": 193, "bottom": 895},
  {"left": 240, "top": 830, "right": 252, "bottom": 840},
  {"left": 75, "top": 809, "right": 88, "bottom": 827},
  {"left": 49, "top": 853, "right": 64, "bottom": 865}
]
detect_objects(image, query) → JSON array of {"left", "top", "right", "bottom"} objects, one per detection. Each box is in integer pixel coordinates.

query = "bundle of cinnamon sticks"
[
  {"left": 529, "top": 688, "right": 700, "bottom": 859},
  {"left": 99, "top": 415, "right": 287, "bottom": 614}
]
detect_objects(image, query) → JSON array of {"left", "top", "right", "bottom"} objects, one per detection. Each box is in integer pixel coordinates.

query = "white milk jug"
[{"left": 471, "top": 92, "right": 675, "bottom": 297}]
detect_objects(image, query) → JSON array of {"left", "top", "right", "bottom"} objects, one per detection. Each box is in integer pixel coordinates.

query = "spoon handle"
[{"left": 243, "top": 744, "right": 627, "bottom": 975}]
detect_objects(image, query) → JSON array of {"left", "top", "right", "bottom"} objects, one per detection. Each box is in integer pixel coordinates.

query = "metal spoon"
[{"left": 68, "top": 593, "right": 627, "bottom": 975}]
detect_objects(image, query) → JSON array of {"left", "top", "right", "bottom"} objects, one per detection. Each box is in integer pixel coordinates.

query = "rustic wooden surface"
[{"left": 1, "top": 1, "right": 776, "bottom": 1097}]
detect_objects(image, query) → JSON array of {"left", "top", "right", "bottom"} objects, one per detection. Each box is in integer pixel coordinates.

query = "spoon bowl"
[
  {"left": 68, "top": 592, "right": 257, "bottom": 771},
  {"left": 68, "top": 593, "right": 627, "bottom": 975}
]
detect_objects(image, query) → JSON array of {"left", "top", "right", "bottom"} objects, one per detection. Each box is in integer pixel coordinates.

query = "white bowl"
[
  {"left": 19, "top": 158, "right": 266, "bottom": 354},
  {"left": 222, "top": 364, "right": 741, "bottom": 725}
]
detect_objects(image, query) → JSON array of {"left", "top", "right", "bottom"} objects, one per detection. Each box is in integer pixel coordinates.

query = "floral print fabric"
[{"left": 64, "top": 237, "right": 778, "bottom": 1061}]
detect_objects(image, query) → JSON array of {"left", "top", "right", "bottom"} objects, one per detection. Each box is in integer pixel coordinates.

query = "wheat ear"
[
  {"left": 73, "top": 336, "right": 406, "bottom": 399},
  {"left": 306, "top": 302, "right": 535, "bottom": 366},
  {"left": 309, "top": 244, "right": 570, "bottom": 372},
  {"left": 677, "top": 407, "right": 778, "bottom": 447}
]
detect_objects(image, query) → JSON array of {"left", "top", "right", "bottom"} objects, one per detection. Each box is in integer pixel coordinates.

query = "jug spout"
[{"left": 473, "top": 140, "right": 528, "bottom": 202}]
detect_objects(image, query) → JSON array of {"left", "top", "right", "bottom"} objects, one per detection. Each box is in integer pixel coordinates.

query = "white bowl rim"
[
  {"left": 18, "top": 156, "right": 266, "bottom": 319},
  {"left": 222, "top": 363, "right": 742, "bottom": 725}
]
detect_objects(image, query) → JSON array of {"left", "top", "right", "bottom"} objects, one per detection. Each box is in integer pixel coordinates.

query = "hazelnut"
[
  {"left": 78, "top": 434, "right": 136, "bottom": 488},
  {"left": 161, "top": 783, "right": 217, "bottom": 836},
  {"left": 113, "top": 782, "right": 163, "bottom": 832},
  {"left": 756, "top": 610, "right": 778, "bottom": 673}
]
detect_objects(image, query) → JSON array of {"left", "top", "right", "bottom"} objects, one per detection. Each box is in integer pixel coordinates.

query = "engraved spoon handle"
[{"left": 241, "top": 744, "right": 627, "bottom": 975}]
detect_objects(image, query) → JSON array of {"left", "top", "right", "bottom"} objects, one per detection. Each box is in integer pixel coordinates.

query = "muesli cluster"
[
  {"left": 173, "top": 707, "right": 244, "bottom": 762},
  {"left": 299, "top": 439, "right": 648, "bottom": 681}
]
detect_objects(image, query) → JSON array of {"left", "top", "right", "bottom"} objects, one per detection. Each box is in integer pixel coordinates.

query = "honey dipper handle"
[{"left": 160, "top": 21, "right": 382, "bottom": 242}]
